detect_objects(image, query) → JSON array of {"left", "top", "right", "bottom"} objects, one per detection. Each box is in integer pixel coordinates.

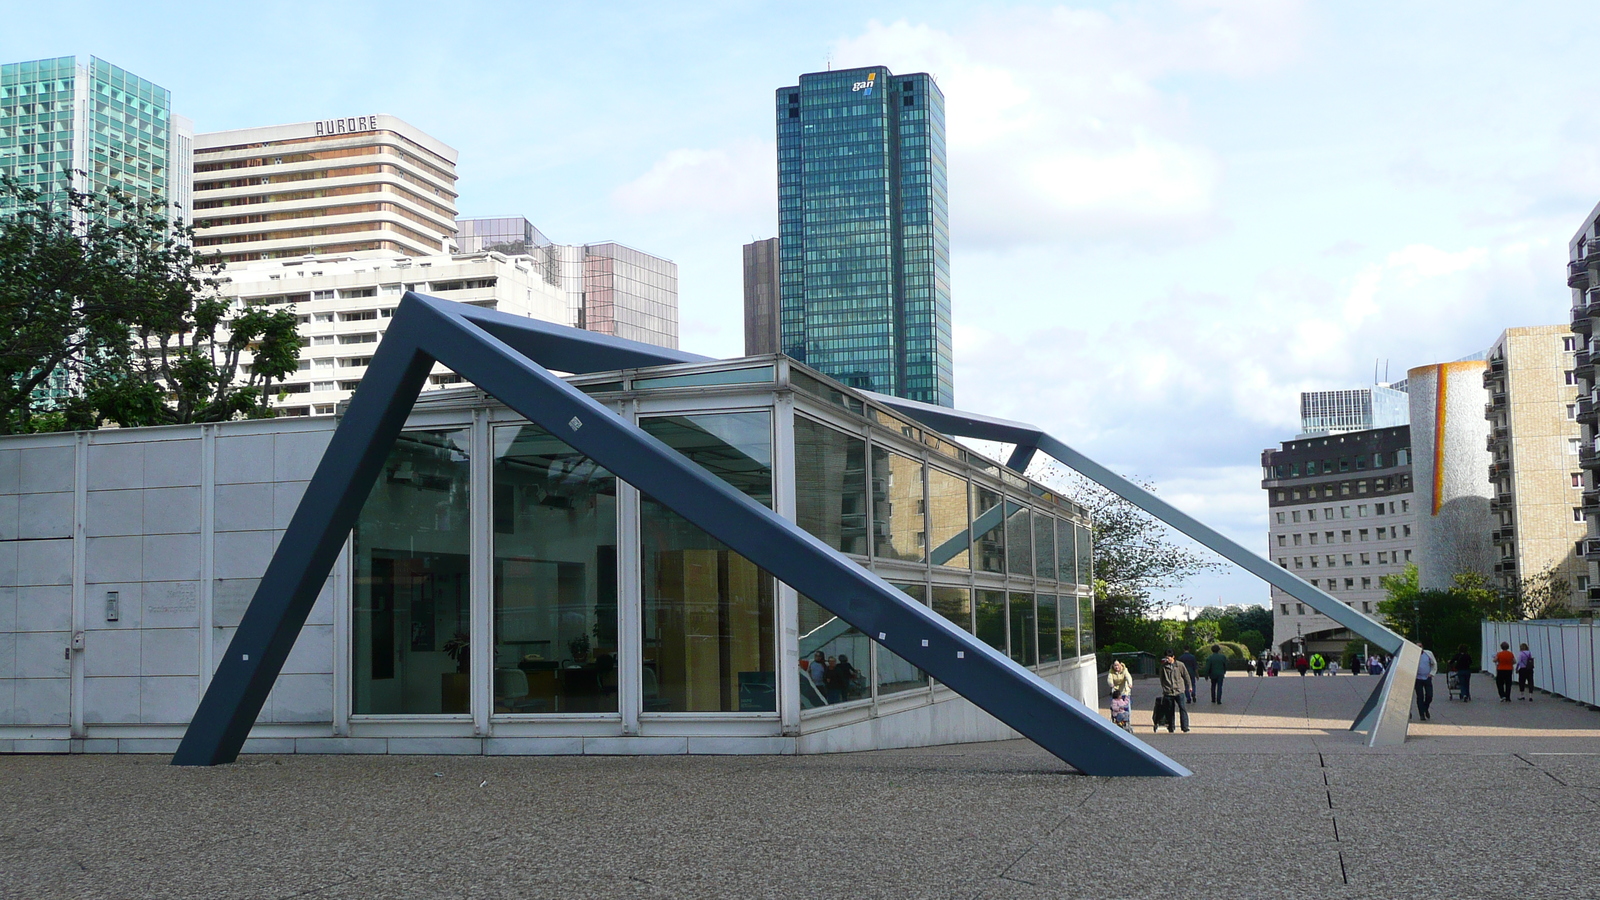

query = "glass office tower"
[
  {"left": 0, "top": 56, "right": 188, "bottom": 219},
  {"left": 777, "top": 66, "right": 953, "bottom": 407}
]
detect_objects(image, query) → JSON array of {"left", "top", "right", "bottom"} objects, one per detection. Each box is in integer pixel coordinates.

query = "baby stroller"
[
  {"left": 1110, "top": 691, "right": 1132, "bottom": 732},
  {"left": 1445, "top": 670, "right": 1461, "bottom": 701}
]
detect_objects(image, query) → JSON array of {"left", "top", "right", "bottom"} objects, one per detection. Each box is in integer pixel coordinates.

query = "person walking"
[
  {"left": 1107, "top": 660, "right": 1134, "bottom": 731},
  {"left": 1294, "top": 653, "right": 1309, "bottom": 676},
  {"left": 1204, "top": 644, "right": 1229, "bottom": 703},
  {"left": 1309, "top": 652, "right": 1327, "bottom": 676},
  {"left": 1415, "top": 644, "right": 1438, "bottom": 720},
  {"left": 1494, "top": 641, "right": 1516, "bottom": 702},
  {"left": 1515, "top": 643, "right": 1536, "bottom": 700},
  {"left": 1178, "top": 649, "right": 1199, "bottom": 703},
  {"left": 1157, "top": 650, "right": 1193, "bottom": 733},
  {"left": 1450, "top": 644, "right": 1474, "bottom": 702}
]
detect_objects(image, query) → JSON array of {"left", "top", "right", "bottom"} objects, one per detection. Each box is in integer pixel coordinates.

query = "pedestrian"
[
  {"left": 1415, "top": 643, "right": 1438, "bottom": 720},
  {"left": 1295, "top": 653, "right": 1309, "bottom": 676},
  {"left": 1156, "top": 649, "right": 1193, "bottom": 733},
  {"left": 1309, "top": 652, "right": 1327, "bottom": 676},
  {"left": 1178, "top": 649, "right": 1199, "bottom": 703},
  {"left": 1203, "top": 644, "right": 1229, "bottom": 703},
  {"left": 808, "top": 650, "right": 827, "bottom": 699},
  {"left": 1515, "top": 643, "right": 1536, "bottom": 700},
  {"left": 824, "top": 654, "right": 858, "bottom": 704},
  {"left": 1450, "top": 643, "right": 1473, "bottom": 702},
  {"left": 1107, "top": 660, "right": 1134, "bottom": 731},
  {"left": 1368, "top": 655, "right": 1383, "bottom": 676},
  {"left": 1494, "top": 641, "right": 1516, "bottom": 702}
]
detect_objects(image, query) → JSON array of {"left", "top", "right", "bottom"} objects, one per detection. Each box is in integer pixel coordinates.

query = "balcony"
[
  {"left": 1489, "top": 493, "right": 1514, "bottom": 512},
  {"left": 1571, "top": 257, "right": 1595, "bottom": 289},
  {"left": 1584, "top": 488, "right": 1600, "bottom": 512},
  {"left": 1488, "top": 459, "right": 1510, "bottom": 478},
  {"left": 1575, "top": 305, "right": 1595, "bottom": 334},
  {"left": 1488, "top": 357, "right": 1506, "bottom": 374},
  {"left": 1586, "top": 538, "right": 1600, "bottom": 559},
  {"left": 1589, "top": 586, "right": 1600, "bottom": 602},
  {"left": 1584, "top": 446, "right": 1600, "bottom": 470},
  {"left": 1491, "top": 525, "right": 1515, "bottom": 542}
]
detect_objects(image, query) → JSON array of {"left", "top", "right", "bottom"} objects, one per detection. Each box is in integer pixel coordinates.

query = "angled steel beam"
[
  {"left": 177, "top": 295, "right": 1189, "bottom": 776},
  {"left": 866, "top": 392, "right": 1421, "bottom": 747}
]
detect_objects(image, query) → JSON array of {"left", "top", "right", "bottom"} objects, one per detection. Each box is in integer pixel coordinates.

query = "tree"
[
  {"left": 0, "top": 176, "right": 300, "bottom": 430},
  {"left": 1510, "top": 565, "right": 1575, "bottom": 620},
  {"left": 1235, "top": 628, "right": 1267, "bottom": 657},
  {"left": 1377, "top": 564, "right": 1501, "bottom": 662}
]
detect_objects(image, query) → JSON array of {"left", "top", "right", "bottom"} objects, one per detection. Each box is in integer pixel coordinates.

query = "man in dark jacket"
[
  {"left": 1158, "top": 650, "right": 1194, "bottom": 733},
  {"left": 1177, "top": 649, "right": 1199, "bottom": 702},
  {"left": 1204, "top": 644, "right": 1230, "bottom": 703}
]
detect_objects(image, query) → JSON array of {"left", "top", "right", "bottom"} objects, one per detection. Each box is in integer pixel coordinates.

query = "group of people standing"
[{"left": 1414, "top": 641, "right": 1536, "bottom": 719}]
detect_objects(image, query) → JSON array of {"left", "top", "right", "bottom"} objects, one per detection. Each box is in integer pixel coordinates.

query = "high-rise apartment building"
[
  {"left": 1299, "top": 386, "right": 1409, "bottom": 437},
  {"left": 0, "top": 56, "right": 191, "bottom": 220},
  {"left": 1567, "top": 204, "right": 1600, "bottom": 603},
  {"left": 1261, "top": 425, "right": 1416, "bottom": 657},
  {"left": 1482, "top": 326, "right": 1587, "bottom": 605},
  {"left": 743, "top": 237, "right": 780, "bottom": 355},
  {"left": 191, "top": 115, "right": 458, "bottom": 264},
  {"left": 455, "top": 216, "right": 678, "bottom": 349},
  {"left": 776, "top": 66, "right": 952, "bottom": 406}
]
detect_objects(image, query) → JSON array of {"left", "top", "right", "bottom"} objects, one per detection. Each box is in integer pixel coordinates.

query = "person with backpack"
[
  {"left": 1516, "top": 643, "right": 1536, "bottom": 700},
  {"left": 1156, "top": 650, "right": 1193, "bottom": 733},
  {"left": 1309, "top": 652, "right": 1327, "bottom": 676}
]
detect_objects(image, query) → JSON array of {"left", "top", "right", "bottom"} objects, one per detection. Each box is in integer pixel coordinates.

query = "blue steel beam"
[
  {"left": 865, "top": 392, "right": 1421, "bottom": 746},
  {"left": 176, "top": 295, "right": 1190, "bottom": 776}
]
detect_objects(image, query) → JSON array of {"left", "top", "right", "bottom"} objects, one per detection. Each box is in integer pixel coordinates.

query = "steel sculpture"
[
  {"left": 173, "top": 294, "right": 1190, "bottom": 776},
  {"left": 863, "top": 393, "right": 1421, "bottom": 747}
]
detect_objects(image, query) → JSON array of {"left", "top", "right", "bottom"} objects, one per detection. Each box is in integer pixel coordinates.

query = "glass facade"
[
  {"left": 777, "top": 67, "right": 953, "bottom": 407},
  {"left": 0, "top": 56, "right": 177, "bottom": 216},
  {"left": 340, "top": 356, "right": 1091, "bottom": 731}
]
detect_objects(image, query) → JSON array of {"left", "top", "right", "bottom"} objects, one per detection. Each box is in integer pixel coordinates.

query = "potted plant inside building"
[
  {"left": 441, "top": 631, "right": 470, "bottom": 713},
  {"left": 568, "top": 633, "right": 591, "bottom": 665}
]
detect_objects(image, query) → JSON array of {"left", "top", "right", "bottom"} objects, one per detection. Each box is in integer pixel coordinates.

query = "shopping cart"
[{"left": 1445, "top": 671, "right": 1461, "bottom": 701}]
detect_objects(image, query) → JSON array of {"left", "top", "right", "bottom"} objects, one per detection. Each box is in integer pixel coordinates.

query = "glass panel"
[
  {"left": 791, "top": 368, "right": 866, "bottom": 414},
  {"left": 878, "top": 582, "right": 928, "bottom": 695},
  {"left": 632, "top": 365, "right": 774, "bottom": 389},
  {"left": 1005, "top": 504, "right": 1032, "bottom": 577},
  {"left": 1075, "top": 523, "right": 1093, "bottom": 588},
  {"left": 575, "top": 380, "right": 624, "bottom": 394},
  {"left": 794, "top": 416, "right": 868, "bottom": 555},
  {"left": 927, "top": 467, "right": 970, "bottom": 569},
  {"left": 1034, "top": 513, "right": 1056, "bottom": 582},
  {"left": 1057, "top": 518, "right": 1076, "bottom": 585},
  {"left": 797, "top": 593, "right": 867, "bottom": 709},
  {"left": 976, "top": 589, "right": 1007, "bottom": 655},
  {"left": 871, "top": 445, "right": 925, "bottom": 562},
  {"left": 972, "top": 484, "right": 1005, "bottom": 574},
  {"left": 1060, "top": 592, "right": 1079, "bottom": 658},
  {"left": 931, "top": 585, "right": 971, "bottom": 632},
  {"left": 1009, "top": 592, "right": 1037, "bottom": 666},
  {"left": 1037, "top": 594, "right": 1059, "bottom": 663},
  {"left": 352, "top": 429, "right": 472, "bottom": 716},
  {"left": 640, "top": 412, "right": 777, "bottom": 713},
  {"left": 1079, "top": 594, "right": 1095, "bottom": 655},
  {"left": 491, "top": 423, "right": 618, "bottom": 715}
]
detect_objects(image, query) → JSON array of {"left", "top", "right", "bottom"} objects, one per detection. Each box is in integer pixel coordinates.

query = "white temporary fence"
[{"left": 1481, "top": 619, "right": 1600, "bottom": 707}]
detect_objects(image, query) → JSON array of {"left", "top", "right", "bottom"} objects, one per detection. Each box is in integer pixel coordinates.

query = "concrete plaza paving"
[{"left": 3, "top": 673, "right": 1598, "bottom": 899}]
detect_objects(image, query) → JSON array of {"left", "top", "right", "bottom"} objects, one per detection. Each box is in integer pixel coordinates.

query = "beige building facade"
[{"left": 1483, "top": 326, "right": 1587, "bottom": 605}]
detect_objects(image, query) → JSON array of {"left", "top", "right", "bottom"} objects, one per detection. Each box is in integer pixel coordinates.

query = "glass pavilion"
[{"left": 346, "top": 354, "right": 1095, "bottom": 743}]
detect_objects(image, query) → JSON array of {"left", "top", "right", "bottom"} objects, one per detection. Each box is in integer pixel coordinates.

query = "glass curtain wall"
[
  {"left": 871, "top": 445, "right": 925, "bottom": 562},
  {"left": 926, "top": 467, "right": 970, "bottom": 568},
  {"left": 490, "top": 424, "right": 618, "bottom": 715},
  {"left": 640, "top": 412, "right": 777, "bottom": 713},
  {"left": 352, "top": 430, "right": 472, "bottom": 715},
  {"left": 878, "top": 583, "right": 928, "bottom": 695},
  {"left": 794, "top": 416, "right": 868, "bottom": 555},
  {"left": 973, "top": 485, "right": 1004, "bottom": 573}
]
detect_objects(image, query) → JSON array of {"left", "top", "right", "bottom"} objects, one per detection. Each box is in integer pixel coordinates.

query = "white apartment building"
[
  {"left": 1261, "top": 425, "right": 1417, "bottom": 657},
  {"left": 220, "top": 251, "right": 568, "bottom": 417},
  {"left": 191, "top": 115, "right": 458, "bottom": 264}
]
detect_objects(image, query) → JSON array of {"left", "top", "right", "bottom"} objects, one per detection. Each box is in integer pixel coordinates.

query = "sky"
[{"left": 7, "top": 1, "right": 1600, "bottom": 608}]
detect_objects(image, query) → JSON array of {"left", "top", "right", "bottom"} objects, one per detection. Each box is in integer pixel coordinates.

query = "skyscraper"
[
  {"left": 743, "top": 237, "right": 780, "bottom": 355},
  {"left": 776, "top": 66, "right": 951, "bottom": 406},
  {"left": 0, "top": 56, "right": 191, "bottom": 220}
]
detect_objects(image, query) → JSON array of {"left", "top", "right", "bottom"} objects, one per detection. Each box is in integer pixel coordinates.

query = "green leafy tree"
[
  {"left": 0, "top": 176, "right": 300, "bottom": 430},
  {"left": 1377, "top": 563, "right": 1501, "bottom": 658},
  {"left": 1511, "top": 565, "right": 1575, "bottom": 620},
  {"left": 1186, "top": 618, "right": 1221, "bottom": 649},
  {"left": 1235, "top": 628, "right": 1266, "bottom": 657}
]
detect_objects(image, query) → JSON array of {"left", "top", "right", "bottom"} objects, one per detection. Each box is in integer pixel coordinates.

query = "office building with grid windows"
[
  {"left": 776, "top": 66, "right": 952, "bottom": 406},
  {"left": 191, "top": 115, "right": 458, "bottom": 264},
  {"left": 1299, "top": 386, "right": 1409, "bottom": 437},
  {"left": 1261, "top": 426, "right": 1416, "bottom": 657},
  {"left": 0, "top": 56, "right": 191, "bottom": 222}
]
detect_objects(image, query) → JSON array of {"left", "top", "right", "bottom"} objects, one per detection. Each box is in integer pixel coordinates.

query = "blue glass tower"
[{"left": 777, "top": 66, "right": 952, "bottom": 407}]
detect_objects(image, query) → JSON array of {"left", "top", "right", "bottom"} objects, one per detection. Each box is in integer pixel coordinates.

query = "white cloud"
[{"left": 610, "top": 138, "right": 776, "bottom": 223}]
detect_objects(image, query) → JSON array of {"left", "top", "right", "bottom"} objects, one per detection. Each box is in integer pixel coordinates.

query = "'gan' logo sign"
[
  {"left": 851, "top": 73, "right": 876, "bottom": 96},
  {"left": 315, "top": 116, "right": 380, "bottom": 136}
]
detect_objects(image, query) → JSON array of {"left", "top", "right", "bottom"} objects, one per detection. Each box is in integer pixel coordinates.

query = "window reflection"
[
  {"left": 1078, "top": 594, "right": 1095, "bottom": 655},
  {"left": 353, "top": 429, "right": 472, "bottom": 716},
  {"left": 878, "top": 582, "right": 927, "bottom": 695},
  {"left": 1060, "top": 591, "right": 1079, "bottom": 658},
  {"left": 797, "top": 593, "right": 867, "bottom": 709},
  {"left": 972, "top": 484, "right": 1004, "bottom": 574},
  {"left": 1057, "top": 518, "right": 1075, "bottom": 585},
  {"left": 871, "top": 445, "right": 924, "bottom": 562},
  {"left": 926, "top": 467, "right": 970, "bottom": 568},
  {"left": 1005, "top": 505, "right": 1032, "bottom": 578},
  {"left": 491, "top": 424, "right": 618, "bottom": 715},
  {"left": 640, "top": 413, "right": 777, "bottom": 713},
  {"left": 931, "top": 585, "right": 971, "bottom": 632},
  {"left": 794, "top": 416, "right": 868, "bottom": 555},
  {"left": 1075, "top": 523, "right": 1093, "bottom": 588},
  {"left": 1037, "top": 594, "right": 1059, "bottom": 663},
  {"left": 1009, "top": 592, "right": 1037, "bottom": 666},
  {"left": 1034, "top": 514, "right": 1056, "bottom": 582},
  {"left": 976, "top": 589, "right": 1007, "bottom": 655}
]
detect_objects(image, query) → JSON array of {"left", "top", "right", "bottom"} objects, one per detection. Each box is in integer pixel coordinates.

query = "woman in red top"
[{"left": 1494, "top": 641, "right": 1516, "bottom": 702}]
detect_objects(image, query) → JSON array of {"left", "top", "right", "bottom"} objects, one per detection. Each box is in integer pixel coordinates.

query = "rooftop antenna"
[{"left": 826, "top": 53, "right": 832, "bottom": 71}]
